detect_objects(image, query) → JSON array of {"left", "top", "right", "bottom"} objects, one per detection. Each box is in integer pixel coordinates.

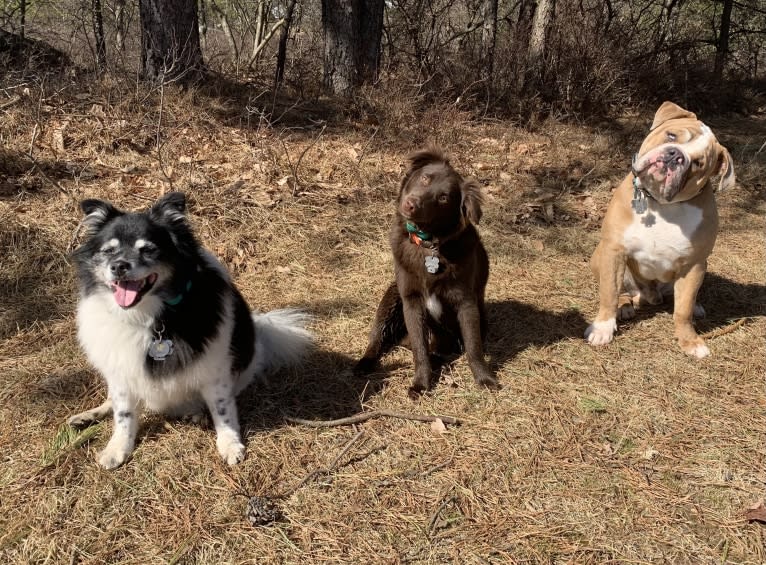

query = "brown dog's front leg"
[
  {"left": 401, "top": 294, "right": 432, "bottom": 398},
  {"left": 355, "top": 282, "right": 407, "bottom": 375},
  {"left": 673, "top": 262, "right": 709, "bottom": 359},
  {"left": 456, "top": 301, "right": 498, "bottom": 389}
]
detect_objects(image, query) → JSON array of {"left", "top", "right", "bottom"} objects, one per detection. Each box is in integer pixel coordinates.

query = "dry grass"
[{"left": 1, "top": 76, "right": 764, "bottom": 564}]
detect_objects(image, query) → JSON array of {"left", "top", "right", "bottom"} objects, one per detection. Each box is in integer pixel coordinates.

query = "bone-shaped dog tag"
[{"left": 424, "top": 255, "right": 440, "bottom": 274}]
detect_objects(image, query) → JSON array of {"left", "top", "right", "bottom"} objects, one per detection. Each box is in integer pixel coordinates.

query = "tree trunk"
[
  {"left": 713, "top": 0, "right": 733, "bottom": 83},
  {"left": 115, "top": 0, "right": 126, "bottom": 51},
  {"left": 198, "top": 0, "right": 207, "bottom": 52},
  {"left": 210, "top": 0, "right": 238, "bottom": 65},
  {"left": 358, "top": 0, "right": 384, "bottom": 84},
  {"left": 321, "top": 0, "right": 384, "bottom": 96},
  {"left": 481, "top": 0, "right": 498, "bottom": 82},
  {"left": 275, "top": 0, "right": 298, "bottom": 85},
  {"left": 139, "top": 0, "right": 204, "bottom": 84},
  {"left": 92, "top": 0, "right": 107, "bottom": 72},
  {"left": 525, "top": 0, "right": 555, "bottom": 90},
  {"left": 19, "top": 0, "right": 26, "bottom": 39}
]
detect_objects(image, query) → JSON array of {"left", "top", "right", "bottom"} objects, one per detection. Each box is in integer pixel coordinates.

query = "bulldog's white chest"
[{"left": 622, "top": 202, "right": 703, "bottom": 282}]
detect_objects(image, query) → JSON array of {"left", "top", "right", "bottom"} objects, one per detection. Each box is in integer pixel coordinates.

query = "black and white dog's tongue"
[{"left": 113, "top": 280, "right": 143, "bottom": 308}]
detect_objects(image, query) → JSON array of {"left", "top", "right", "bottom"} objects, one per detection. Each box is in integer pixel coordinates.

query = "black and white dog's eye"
[
  {"left": 666, "top": 132, "right": 677, "bottom": 142},
  {"left": 101, "top": 247, "right": 116, "bottom": 255}
]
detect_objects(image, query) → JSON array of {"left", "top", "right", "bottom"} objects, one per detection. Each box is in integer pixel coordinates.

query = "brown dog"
[
  {"left": 355, "top": 148, "right": 498, "bottom": 396},
  {"left": 585, "top": 101, "right": 735, "bottom": 358}
]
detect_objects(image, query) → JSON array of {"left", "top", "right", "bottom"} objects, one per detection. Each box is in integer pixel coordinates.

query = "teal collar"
[
  {"left": 165, "top": 280, "right": 192, "bottom": 306},
  {"left": 405, "top": 221, "right": 432, "bottom": 242}
]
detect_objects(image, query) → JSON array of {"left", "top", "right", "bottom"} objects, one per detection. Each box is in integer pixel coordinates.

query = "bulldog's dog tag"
[
  {"left": 632, "top": 186, "right": 648, "bottom": 214},
  {"left": 148, "top": 338, "right": 174, "bottom": 361},
  {"left": 425, "top": 255, "right": 440, "bottom": 274}
]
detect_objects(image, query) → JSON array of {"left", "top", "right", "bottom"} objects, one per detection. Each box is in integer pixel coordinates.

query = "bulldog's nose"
[
  {"left": 110, "top": 260, "right": 131, "bottom": 276},
  {"left": 665, "top": 147, "right": 685, "bottom": 165}
]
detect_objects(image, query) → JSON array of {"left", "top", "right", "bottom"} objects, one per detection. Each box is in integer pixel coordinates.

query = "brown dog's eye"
[
  {"left": 666, "top": 132, "right": 677, "bottom": 142},
  {"left": 692, "top": 159, "right": 702, "bottom": 168},
  {"left": 438, "top": 194, "right": 449, "bottom": 204}
]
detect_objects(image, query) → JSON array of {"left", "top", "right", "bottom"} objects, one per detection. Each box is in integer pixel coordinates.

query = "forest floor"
[{"left": 1, "top": 71, "right": 765, "bottom": 564}]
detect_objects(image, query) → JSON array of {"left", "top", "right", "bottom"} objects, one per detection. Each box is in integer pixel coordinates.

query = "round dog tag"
[{"left": 425, "top": 255, "right": 440, "bottom": 274}]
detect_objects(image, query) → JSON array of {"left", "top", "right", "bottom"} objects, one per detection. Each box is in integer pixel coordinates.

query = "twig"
[
  {"left": 428, "top": 491, "right": 456, "bottom": 536},
  {"left": 284, "top": 409, "right": 461, "bottom": 428},
  {"left": 0, "top": 95, "right": 21, "bottom": 110},
  {"left": 27, "top": 124, "right": 75, "bottom": 202},
  {"left": 281, "top": 429, "right": 365, "bottom": 497},
  {"left": 701, "top": 318, "right": 747, "bottom": 340}
]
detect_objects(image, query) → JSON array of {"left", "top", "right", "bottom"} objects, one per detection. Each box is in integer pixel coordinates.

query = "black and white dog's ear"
[
  {"left": 461, "top": 178, "right": 484, "bottom": 225},
  {"left": 80, "top": 199, "right": 122, "bottom": 233},
  {"left": 150, "top": 192, "right": 187, "bottom": 224}
]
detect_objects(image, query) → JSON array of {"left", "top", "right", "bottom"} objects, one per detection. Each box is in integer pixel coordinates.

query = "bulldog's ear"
[
  {"left": 460, "top": 178, "right": 484, "bottom": 225},
  {"left": 715, "top": 145, "right": 736, "bottom": 192},
  {"left": 80, "top": 198, "right": 122, "bottom": 233},
  {"left": 650, "top": 101, "right": 697, "bottom": 131}
]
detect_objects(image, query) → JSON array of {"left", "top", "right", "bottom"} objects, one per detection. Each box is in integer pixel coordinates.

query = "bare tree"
[
  {"left": 713, "top": 0, "right": 734, "bottom": 84},
  {"left": 481, "top": 0, "right": 498, "bottom": 82},
  {"left": 139, "top": 0, "right": 204, "bottom": 83},
  {"left": 526, "top": 0, "right": 555, "bottom": 90},
  {"left": 92, "top": 0, "right": 107, "bottom": 72},
  {"left": 275, "top": 0, "right": 299, "bottom": 85},
  {"left": 321, "top": 0, "right": 384, "bottom": 96}
]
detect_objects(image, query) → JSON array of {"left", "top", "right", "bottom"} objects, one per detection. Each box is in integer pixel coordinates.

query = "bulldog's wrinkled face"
[{"left": 632, "top": 102, "right": 735, "bottom": 203}]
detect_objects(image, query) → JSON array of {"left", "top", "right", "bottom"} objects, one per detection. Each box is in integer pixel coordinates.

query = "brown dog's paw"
[
  {"left": 475, "top": 374, "right": 501, "bottom": 391},
  {"left": 353, "top": 357, "right": 377, "bottom": 376},
  {"left": 407, "top": 384, "right": 428, "bottom": 401}
]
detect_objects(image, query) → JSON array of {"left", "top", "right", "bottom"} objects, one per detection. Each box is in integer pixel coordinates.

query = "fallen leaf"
[
  {"left": 178, "top": 155, "right": 192, "bottom": 164},
  {"left": 745, "top": 499, "right": 766, "bottom": 523},
  {"left": 642, "top": 447, "right": 659, "bottom": 460},
  {"left": 430, "top": 418, "right": 447, "bottom": 434},
  {"left": 276, "top": 266, "right": 291, "bottom": 274},
  {"left": 531, "top": 239, "right": 544, "bottom": 252}
]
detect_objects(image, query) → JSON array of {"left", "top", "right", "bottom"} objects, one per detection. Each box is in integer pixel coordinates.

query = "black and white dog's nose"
[{"left": 110, "top": 260, "right": 131, "bottom": 276}]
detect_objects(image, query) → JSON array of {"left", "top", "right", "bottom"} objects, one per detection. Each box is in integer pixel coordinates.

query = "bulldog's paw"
[
  {"left": 585, "top": 318, "right": 617, "bottom": 346},
  {"left": 680, "top": 338, "right": 710, "bottom": 359},
  {"left": 217, "top": 436, "right": 246, "bottom": 465},
  {"left": 98, "top": 443, "right": 132, "bottom": 469},
  {"left": 693, "top": 303, "right": 706, "bottom": 318}
]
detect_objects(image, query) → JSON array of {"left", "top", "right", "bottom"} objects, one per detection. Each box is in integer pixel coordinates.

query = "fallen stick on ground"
[
  {"left": 284, "top": 409, "right": 461, "bottom": 427},
  {"left": 701, "top": 318, "right": 747, "bottom": 340}
]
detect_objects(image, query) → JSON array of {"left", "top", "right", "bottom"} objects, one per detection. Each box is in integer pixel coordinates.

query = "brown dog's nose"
[{"left": 402, "top": 197, "right": 418, "bottom": 214}]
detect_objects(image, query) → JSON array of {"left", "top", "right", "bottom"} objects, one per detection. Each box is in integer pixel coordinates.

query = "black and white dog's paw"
[
  {"left": 217, "top": 436, "right": 246, "bottom": 465},
  {"left": 98, "top": 443, "right": 132, "bottom": 469}
]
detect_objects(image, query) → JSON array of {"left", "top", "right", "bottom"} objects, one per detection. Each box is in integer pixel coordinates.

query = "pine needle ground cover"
[{"left": 1, "top": 82, "right": 764, "bottom": 563}]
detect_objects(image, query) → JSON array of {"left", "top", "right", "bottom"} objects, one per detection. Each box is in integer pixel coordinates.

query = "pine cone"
[{"left": 246, "top": 495, "right": 283, "bottom": 526}]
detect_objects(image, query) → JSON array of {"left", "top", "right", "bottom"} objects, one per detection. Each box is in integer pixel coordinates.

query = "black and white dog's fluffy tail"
[{"left": 252, "top": 308, "right": 313, "bottom": 379}]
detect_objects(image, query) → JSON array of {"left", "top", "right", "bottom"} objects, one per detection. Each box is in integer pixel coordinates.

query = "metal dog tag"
[
  {"left": 148, "top": 338, "right": 174, "bottom": 361},
  {"left": 632, "top": 180, "right": 648, "bottom": 214},
  {"left": 425, "top": 255, "right": 440, "bottom": 274}
]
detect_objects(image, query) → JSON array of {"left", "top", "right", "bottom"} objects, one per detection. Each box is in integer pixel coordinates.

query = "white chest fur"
[{"left": 622, "top": 201, "right": 703, "bottom": 282}]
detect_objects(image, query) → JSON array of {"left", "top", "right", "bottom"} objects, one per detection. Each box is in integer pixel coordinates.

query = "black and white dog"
[{"left": 68, "top": 192, "right": 311, "bottom": 469}]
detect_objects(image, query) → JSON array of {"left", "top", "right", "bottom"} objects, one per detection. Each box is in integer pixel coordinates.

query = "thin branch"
[
  {"left": 280, "top": 429, "right": 365, "bottom": 497},
  {"left": 284, "top": 409, "right": 461, "bottom": 427}
]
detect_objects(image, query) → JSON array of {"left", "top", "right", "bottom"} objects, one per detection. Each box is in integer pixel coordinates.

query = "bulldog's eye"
[
  {"left": 666, "top": 132, "right": 677, "bottom": 142},
  {"left": 692, "top": 159, "right": 702, "bottom": 168},
  {"left": 437, "top": 194, "right": 449, "bottom": 204}
]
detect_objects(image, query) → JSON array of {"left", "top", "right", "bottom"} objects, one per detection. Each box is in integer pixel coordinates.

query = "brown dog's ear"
[
  {"left": 461, "top": 178, "right": 483, "bottom": 224},
  {"left": 715, "top": 145, "right": 736, "bottom": 192},
  {"left": 650, "top": 101, "right": 697, "bottom": 131},
  {"left": 407, "top": 147, "right": 449, "bottom": 173}
]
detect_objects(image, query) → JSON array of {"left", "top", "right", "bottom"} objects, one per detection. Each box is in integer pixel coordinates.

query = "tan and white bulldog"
[{"left": 585, "top": 101, "right": 735, "bottom": 358}]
